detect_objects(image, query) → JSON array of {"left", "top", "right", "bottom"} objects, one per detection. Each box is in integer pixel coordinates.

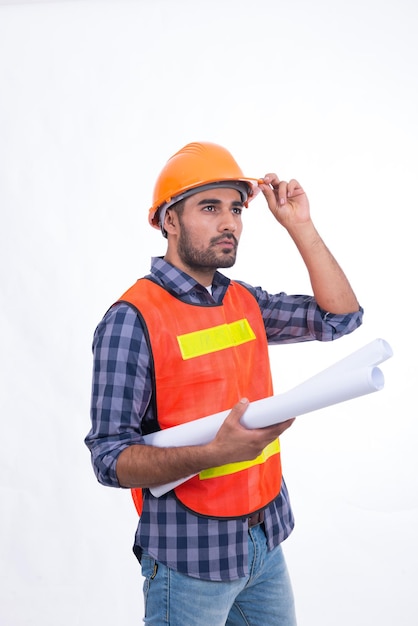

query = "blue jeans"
[{"left": 141, "top": 524, "right": 297, "bottom": 625}]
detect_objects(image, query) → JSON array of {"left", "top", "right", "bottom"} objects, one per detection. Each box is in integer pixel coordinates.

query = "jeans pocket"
[{"left": 141, "top": 555, "right": 158, "bottom": 602}]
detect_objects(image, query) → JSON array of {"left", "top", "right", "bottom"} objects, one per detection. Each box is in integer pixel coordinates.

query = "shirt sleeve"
[
  {"left": 235, "top": 281, "right": 364, "bottom": 344},
  {"left": 84, "top": 303, "right": 152, "bottom": 488}
]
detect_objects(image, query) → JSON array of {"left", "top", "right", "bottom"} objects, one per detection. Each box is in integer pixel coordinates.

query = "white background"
[{"left": 0, "top": 0, "right": 416, "bottom": 624}]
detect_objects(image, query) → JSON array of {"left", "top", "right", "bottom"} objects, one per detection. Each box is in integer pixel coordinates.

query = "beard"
[{"left": 177, "top": 229, "right": 239, "bottom": 271}]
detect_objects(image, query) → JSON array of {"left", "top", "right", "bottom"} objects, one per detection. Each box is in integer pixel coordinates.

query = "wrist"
[{"left": 287, "top": 220, "right": 320, "bottom": 247}]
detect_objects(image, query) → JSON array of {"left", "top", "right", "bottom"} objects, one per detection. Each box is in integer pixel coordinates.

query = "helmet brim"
[{"left": 149, "top": 178, "right": 261, "bottom": 229}]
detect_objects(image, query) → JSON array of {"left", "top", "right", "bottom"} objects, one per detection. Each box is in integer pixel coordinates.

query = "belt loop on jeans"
[{"left": 248, "top": 509, "right": 265, "bottom": 527}]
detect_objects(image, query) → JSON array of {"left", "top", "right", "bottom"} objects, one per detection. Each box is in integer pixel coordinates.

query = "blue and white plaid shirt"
[{"left": 85, "top": 256, "right": 363, "bottom": 581}]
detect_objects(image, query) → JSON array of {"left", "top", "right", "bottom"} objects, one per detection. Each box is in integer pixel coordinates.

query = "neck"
[{"left": 163, "top": 253, "right": 215, "bottom": 287}]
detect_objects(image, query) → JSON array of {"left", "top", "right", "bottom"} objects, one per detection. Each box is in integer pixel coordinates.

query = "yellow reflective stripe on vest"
[
  {"left": 177, "top": 318, "right": 256, "bottom": 360},
  {"left": 199, "top": 439, "right": 280, "bottom": 480}
]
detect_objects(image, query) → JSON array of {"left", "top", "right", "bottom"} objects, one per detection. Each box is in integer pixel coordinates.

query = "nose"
[{"left": 218, "top": 209, "right": 238, "bottom": 232}]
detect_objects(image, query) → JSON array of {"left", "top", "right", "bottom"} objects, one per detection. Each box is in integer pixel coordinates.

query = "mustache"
[{"left": 210, "top": 233, "right": 238, "bottom": 246}]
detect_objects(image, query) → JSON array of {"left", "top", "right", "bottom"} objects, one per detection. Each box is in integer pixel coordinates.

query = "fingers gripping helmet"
[{"left": 148, "top": 142, "right": 260, "bottom": 231}]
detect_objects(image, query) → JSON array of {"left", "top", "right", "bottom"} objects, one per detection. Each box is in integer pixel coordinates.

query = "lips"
[
  {"left": 217, "top": 240, "right": 235, "bottom": 247},
  {"left": 212, "top": 235, "right": 237, "bottom": 249}
]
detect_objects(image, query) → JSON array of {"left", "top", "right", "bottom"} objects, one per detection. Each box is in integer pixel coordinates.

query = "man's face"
[{"left": 173, "top": 187, "right": 244, "bottom": 273}]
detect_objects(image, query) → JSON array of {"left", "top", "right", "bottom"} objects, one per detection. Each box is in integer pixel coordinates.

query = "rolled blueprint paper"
[
  {"left": 309, "top": 337, "right": 393, "bottom": 373},
  {"left": 145, "top": 338, "right": 393, "bottom": 497}
]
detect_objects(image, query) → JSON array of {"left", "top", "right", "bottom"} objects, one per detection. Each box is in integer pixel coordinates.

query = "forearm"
[
  {"left": 289, "top": 221, "right": 360, "bottom": 314},
  {"left": 116, "top": 442, "right": 214, "bottom": 488}
]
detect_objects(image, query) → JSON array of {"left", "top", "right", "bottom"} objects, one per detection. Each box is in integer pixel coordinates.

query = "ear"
[{"left": 164, "top": 208, "right": 178, "bottom": 235}]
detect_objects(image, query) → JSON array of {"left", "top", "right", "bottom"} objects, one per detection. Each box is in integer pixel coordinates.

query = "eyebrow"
[{"left": 196, "top": 198, "right": 244, "bottom": 206}]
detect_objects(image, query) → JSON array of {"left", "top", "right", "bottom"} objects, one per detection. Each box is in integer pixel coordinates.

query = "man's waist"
[{"left": 247, "top": 509, "right": 265, "bottom": 527}]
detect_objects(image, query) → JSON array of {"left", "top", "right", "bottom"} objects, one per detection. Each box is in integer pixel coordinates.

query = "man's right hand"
[{"left": 204, "top": 398, "right": 295, "bottom": 467}]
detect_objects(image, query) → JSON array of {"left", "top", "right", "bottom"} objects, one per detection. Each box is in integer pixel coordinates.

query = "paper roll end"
[
  {"left": 376, "top": 338, "right": 393, "bottom": 360},
  {"left": 370, "top": 366, "right": 385, "bottom": 390}
]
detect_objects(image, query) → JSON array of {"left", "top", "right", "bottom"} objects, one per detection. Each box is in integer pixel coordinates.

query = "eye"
[
  {"left": 232, "top": 206, "right": 243, "bottom": 215},
  {"left": 202, "top": 204, "right": 217, "bottom": 212}
]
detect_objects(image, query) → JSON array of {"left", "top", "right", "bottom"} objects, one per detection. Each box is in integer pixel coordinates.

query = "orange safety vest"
[{"left": 119, "top": 278, "right": 282, "bottom": 519}]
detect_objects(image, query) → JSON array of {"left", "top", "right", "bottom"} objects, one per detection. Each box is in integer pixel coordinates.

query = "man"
[{"left": 85, "top": 141, "right": 363, "bottom": 625}]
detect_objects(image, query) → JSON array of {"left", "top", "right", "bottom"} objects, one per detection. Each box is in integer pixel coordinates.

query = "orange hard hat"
[{"left": 148, "top": 141, "right": 260, "bottom": 229}]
